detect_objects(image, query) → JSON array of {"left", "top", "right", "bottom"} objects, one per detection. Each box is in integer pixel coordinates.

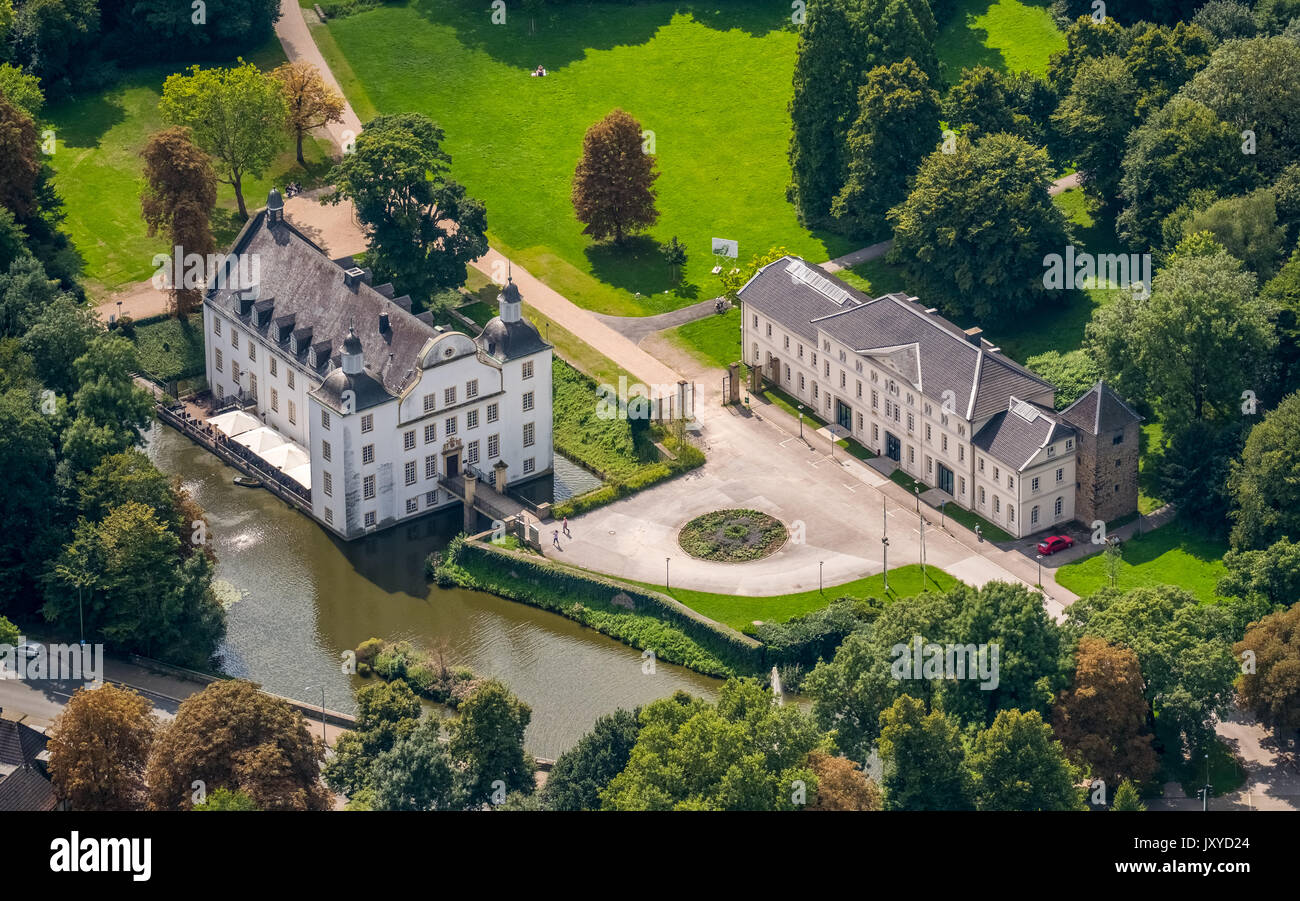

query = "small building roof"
[
  {"left": 1059, "top": 380, "right": 1144, "bottom": 435},
  {"left": 972, "top": 398, "right": 1076, "bottom": 472},
  {"left": 0, "top": 764, "right": 59, "bottom": 812}
]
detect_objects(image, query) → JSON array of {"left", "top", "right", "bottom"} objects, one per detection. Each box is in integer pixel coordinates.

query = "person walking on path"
[
  {"left": 552, "top": 529, "right": 561, "bottom": 549},
  {"left": 562, "top": 517, "right": 571, "bottom": 538}
]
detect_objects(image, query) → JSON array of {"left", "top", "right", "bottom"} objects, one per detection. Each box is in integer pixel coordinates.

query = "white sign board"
[{"left": 711, "top": 237, "right": 739, "bottom": 258}]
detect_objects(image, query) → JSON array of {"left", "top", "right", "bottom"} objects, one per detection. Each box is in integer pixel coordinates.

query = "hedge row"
[
  {"left": 432, "top": 535, "right": 763, "bottom": 677},
  {"left": 553, "top": 441, "right": 704, "bottom": 518}
]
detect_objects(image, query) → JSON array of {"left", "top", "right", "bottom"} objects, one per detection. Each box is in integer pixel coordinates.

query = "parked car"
[{"left": 1037, "top": 535, "right": 1074, "bottom": 555}]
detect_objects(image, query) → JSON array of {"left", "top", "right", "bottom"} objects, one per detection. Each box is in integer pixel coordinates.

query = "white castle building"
[
  {"left": 739, "top": 256, "right": 1140, "bottom": 540},
  {"left": 201, "top": 189, "right": 554, "bottom": 539}
]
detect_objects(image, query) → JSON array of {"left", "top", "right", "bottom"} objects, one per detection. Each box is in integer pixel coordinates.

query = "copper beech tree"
[
  {"left": 141, "top": 126, "right": 218, "bottom": 317},
  {"left": 272, "top": 61, "right": 345, "bottom": 167},
  {"left": 47, "top": 683, "right": 158, "bottom": 811},
  {"left": 571, "top": 108, "right": 659, "bottom": 244},
  {"left": 1052, "top": 636, "right": 1159, "bottom": 789},
  {"left": 145, "top": 680, "right": 331, "bottom": 811}
]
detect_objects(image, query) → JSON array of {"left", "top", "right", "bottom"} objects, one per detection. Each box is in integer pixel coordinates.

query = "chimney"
[
  {"left": 964, "top": 327, "right": 984, "bottom": 346},
  {"left": 343, "top": 267, "right": 366, "bottom": 289}
]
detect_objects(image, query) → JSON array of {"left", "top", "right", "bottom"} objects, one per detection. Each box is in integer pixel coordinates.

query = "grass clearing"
[
  {"left": 663, "top": 306, "right": 741, "bottom": 370},
  {"left": 627, "top": 564, "right": 957, "bottom": 631},
  {"left": 130, "top": 317, "right": 207, "bottom": 381},
  {"left": 936, "top": 0, "right": 1066, "bottom": 84},
  {"left": 1054, "top": 520, "right": 1229, "bottom": 603},
  {"left": 45, "top": 38, "right": 334, "bottom": 297},
  {"left": 320, "top": 0, "right": 859, "bottom": 317}
]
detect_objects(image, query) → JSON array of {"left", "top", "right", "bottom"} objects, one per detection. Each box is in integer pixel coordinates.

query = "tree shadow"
[
  {"left": 584, "top": 233, "right": 674, "bottom": 296},
  {"left": 408, "top": 0, "right": 789, "bottom": 71}
]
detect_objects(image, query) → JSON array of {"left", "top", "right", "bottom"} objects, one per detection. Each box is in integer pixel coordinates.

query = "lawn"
[
  {"left": 1054, "top": 520, "right": 1229, "bottom": 603},
  {"left": 45, "top": 38, "right": 335, "bottom": 297},
  {"left": 833, "top": 256, "right": 911, "bottom": 296},
  {"left": 319, "top": 0, "right": 859, "bottom": 318},
  {"left": 629, "top": 564, "right": 957, "bottom": 631},
  {"left": 936, "top": 0, "right": 1066, "bottom": 84},
  {"left": 663, "top": 306, "right": 741, "bottom": 370},
  {"left": 130, "top": 317, "right": 207, "bottom": 381}
]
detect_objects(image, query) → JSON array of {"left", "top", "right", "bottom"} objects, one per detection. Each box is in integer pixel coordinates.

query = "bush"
[
  {"left": 754, "top": 597, "right": 884, "bottom": 674},
  {"left": 355, "top": 637, "right": 385, "bottom": 664}
]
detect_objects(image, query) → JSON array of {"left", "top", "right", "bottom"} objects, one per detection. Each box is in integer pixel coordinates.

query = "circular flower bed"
[{"left": 677, "top": 509, "right": 787, "bottom": 562}]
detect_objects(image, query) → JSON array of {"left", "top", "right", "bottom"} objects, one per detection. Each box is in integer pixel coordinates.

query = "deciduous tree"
[
  {"left": 327, "top": 113, "right": 488, "bottom": 306},
  {"left": 968, "top": 709, "right": 1085, "bottom": 811},
  {"left": 0, "top": 93, "right": 39, "bottom": 218},
  {"left": 1234, "top": 603, "right": 1300, "bottom": 731},
  {"left": 877, "top": 694, "right": 973, "bottom": 810},
  {"left": 47, "top": 684, "right": 157, "bottom": 811},
  {"left": 542, "top": 707, "right": 640, "bottom": 811},
  {"left": 1052, "top": 637, "right": 1159, "bottom": 787},
  {"left": 571, "top": 108, "right": 659, "bottom": 244},
  {"left": 145, "top": 680, "right": 330, "bottom": 810},
  {"left": 271, "top": 61, "right": 344, "bottom": 166},
  {"left": 807, "top": 750, "right": 882, "bottom": 810},
  {"left": 889, "top": 133, "right": 1068, "bottom": 323},
  {"left": 159, "top": 62, "right": 287, "bottom": 220},
  {"left": 141, "top": 127, "right": 217, "bottom": 316},
  {"left": 1229, "top": 390, "right": 1300, "bottom": 549},
  {"left": 448, "top": 678, "right": 534, "bottom": 806}
]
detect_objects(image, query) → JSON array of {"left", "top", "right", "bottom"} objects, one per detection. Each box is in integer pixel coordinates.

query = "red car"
[{"left": 1037, "top": 535, "right": 1074, "bottom": 555}]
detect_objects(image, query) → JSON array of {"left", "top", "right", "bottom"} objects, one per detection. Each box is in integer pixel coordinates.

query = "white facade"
[{"left": 741, "top": 261, "right": 1079, "bottom": 540}]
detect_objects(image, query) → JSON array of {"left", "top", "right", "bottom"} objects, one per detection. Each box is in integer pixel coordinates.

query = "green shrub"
[
  {"left": 432, "top": 535, "right": 763, "bottom": 677},
  {"left": 355, "top": 637, "right": 385, "bottom": 664}
]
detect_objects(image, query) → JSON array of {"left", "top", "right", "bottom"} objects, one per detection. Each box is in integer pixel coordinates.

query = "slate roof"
[
  {"left": 475, "top": 281, "right": 549, "bottom": 362},
  {"left": 740, "top": 257, "right": 1055, "bottom": 421},
  {"left": 0, "top": 764, "right": 58, "bottom": 811},
  {"left": 0, "top": 717, "right": 47, "bottom": 768},
  {"left": 208, "top": 210, "right": 447, "bottom": 400},
  {"left": 1059, "top": 381, "right": 1143, "bottom": 435},
  {"left": 972, "top": 398, "right": 1076, "bottom": 472}
]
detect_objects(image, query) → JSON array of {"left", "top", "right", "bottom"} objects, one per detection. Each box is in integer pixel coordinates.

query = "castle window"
[
  {"left": 1055, "top": 497, "right": 1064, "bottom": 517},
  {"left": 1056, "top": 467, "right": 1064, "bottom": 483},
  {"left": 405, "top": 460, "right": 416, "bottom": 485},
  {"left": 406, "top": 498, "right": 418, "bottom": 514},
  {"left": 364, "top": 511, "right": 375, "bottom": 528},
  {"left": 1031, "top": 506, "right": 1039, "bottom": 525},
  {"left": 363, "top": 475, "right": 375, "bottom": 500}
]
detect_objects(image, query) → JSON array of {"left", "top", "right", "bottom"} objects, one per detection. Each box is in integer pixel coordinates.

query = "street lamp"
[
  {"left": 940, "top": 501, "right": 947, "bottom": 529},
  {"left": 797, "top": 404, "right": 804, "bottom": 439},
  {"left": 1202, "top": 752, "right": 1211, "bottom": 812},
  {"left": 914, "top": 484, "right": 920, "bottom": 514},
  {"left": 819, "top": 560, "right": 824, "bottom": 594},
  {"left": 1036, "top": 553, "right": 1043, "bottom": 587},
  {"left": 665, "top": 557, "right": 670, "bottom": 593}
]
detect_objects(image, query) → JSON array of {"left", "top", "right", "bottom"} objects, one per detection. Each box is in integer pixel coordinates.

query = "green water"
[{"left": 146, "top": 422, "right": 718, "bottom": 758}]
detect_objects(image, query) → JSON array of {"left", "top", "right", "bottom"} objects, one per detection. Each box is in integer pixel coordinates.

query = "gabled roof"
[
  {"left": 208, "top": 212, "right": 447, "bottom": 400},
  {"left": 0, "top": 717, "right": 46, "bottom": 768},
  {"left": 972, "top": 397, "right": 1076, "bottom": 472},
  {"left": 0, "top": 764, "right": 58, "bottom": 811},
  {"left": 740, "top": 257, "right": 1055, "bottom": 420},
  {"left": 1059, "top": 381, "right": 1144, "bottom": 435}
]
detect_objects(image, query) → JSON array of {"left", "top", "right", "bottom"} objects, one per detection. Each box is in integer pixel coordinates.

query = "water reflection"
[{"left": 147, "top": 422, "right": 719, "bottom": 758}]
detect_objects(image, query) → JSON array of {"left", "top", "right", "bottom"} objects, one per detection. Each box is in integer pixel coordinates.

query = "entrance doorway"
[
  {"left": 885, "top": 432, "right": 901, "bottom": 462},
  {"left": 937, "top": 462, "right": 954, "bottom": 495},
  {"left": 444, "top": 453, "right": 459, "bottom": 478},
  {"left": 835, "top": 399, "right": 852, "bottom": 432}
]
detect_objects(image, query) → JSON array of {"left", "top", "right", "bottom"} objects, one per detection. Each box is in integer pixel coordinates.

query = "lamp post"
[
  {"left": 797, "top": 404, "right": 804, "bottom": 439},
  {"left": 1036, "top": 553, "right": 1043, "bottom": 587},
  {"left": 914, "top": 484, "right": 920, "bottom": 514},
  {"left": 665, "top": 557, "right": 670, "bottom": 593},
  {"left": 1202, "top": 752, "right": 1211, "bottom": 812},
  {"left": 116, "top": 300, "right": 122, "bottom": 321},
  {"left": 819, "top": 560, "right": 823, "bottom": 594},
  {"left": 940, "top": 500, "right": 947, "bottom": 529},
  {"left": 881, "top": 496, "right": 890, "bottom": 593}
]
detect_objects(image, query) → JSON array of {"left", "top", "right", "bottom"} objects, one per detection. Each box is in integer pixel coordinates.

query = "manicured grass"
[
  {"left": 551, "top": 357, "right": 659, "bottom": 481},
  {"left": 457, "top": 300, "right": 496, "bottom": 328},
  {"left": 664, "top": 306, "right": 740, "bottom": 370},
  {"left": 1137, "top": 421, "right": 1166, "bottom": 514},
  {"left": 887, "top": 468, "right": 1015, "bottom": 542},
  {"left": 1054, "top": 520, "right": 1229, "bottom": 603},
  {"left": 45, "top": 38, "right": 334, "bottom": 297},
  {"left": 936, "top": 0, "right": 1066, "bottom": 84},
  {"left": 130, "top": 317, "right": 207, "bottom": 381},
  {"left": 628, "top": 564, "right": 957, "bottom": 631},
  {"left": 320, "top": 0, "right": 858, "bottom": 317}
]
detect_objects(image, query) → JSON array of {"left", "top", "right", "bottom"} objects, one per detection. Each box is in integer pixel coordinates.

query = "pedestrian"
[
  {"left": 562, "top": 516, "right": 571, "bottom": 538},
  {"left": 552, "top": 529, "right": 560, "bottom": 549}
]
